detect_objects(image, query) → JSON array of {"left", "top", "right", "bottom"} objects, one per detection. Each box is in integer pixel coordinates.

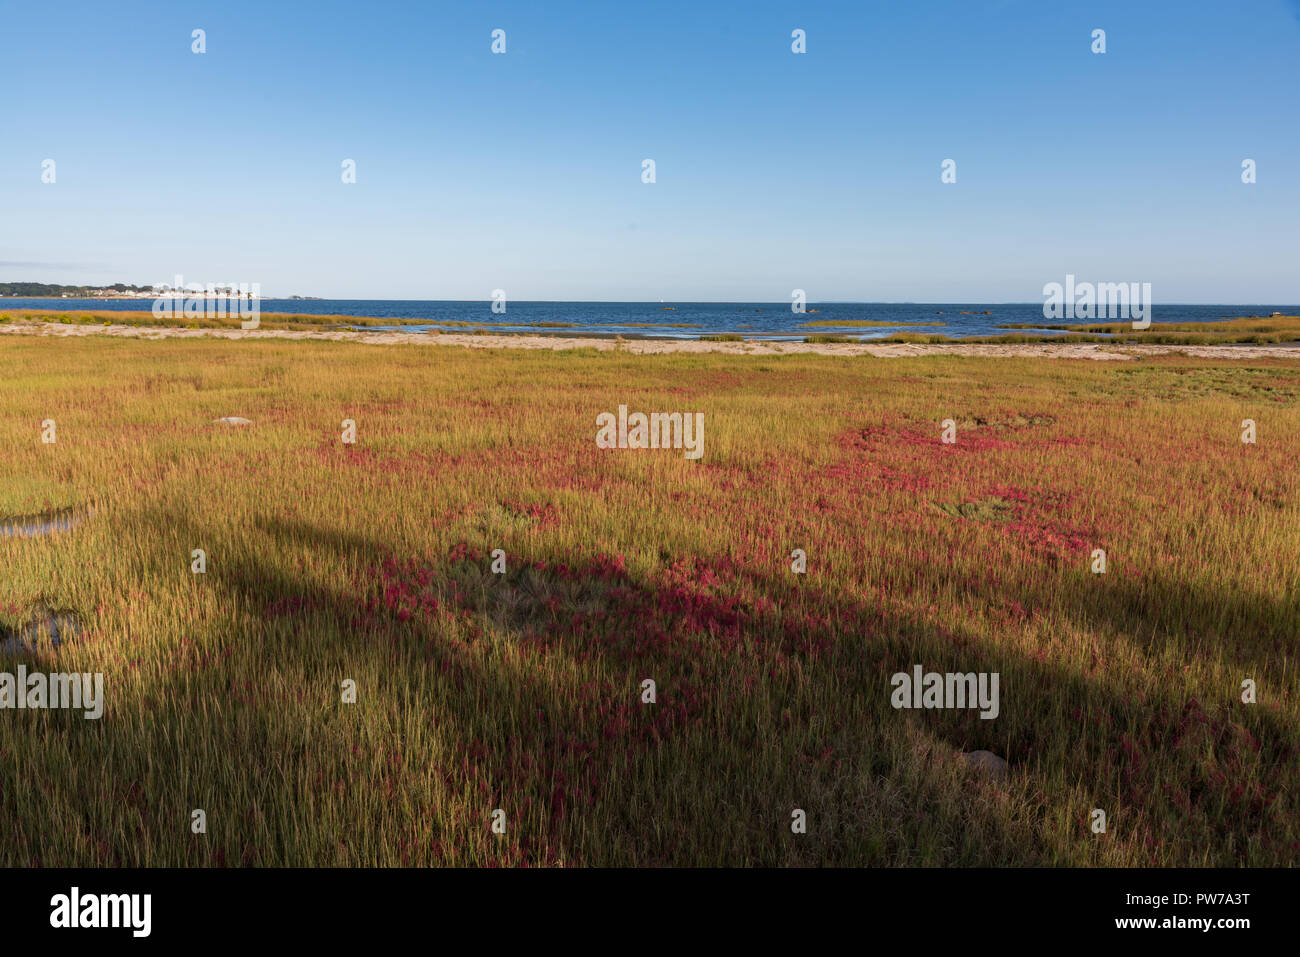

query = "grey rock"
[
  {"left": 960, "top": 750, "right": 1009, "bottom": 778},
  {"left": 213, "top": 416, "right": 252, "bottom": 426}
]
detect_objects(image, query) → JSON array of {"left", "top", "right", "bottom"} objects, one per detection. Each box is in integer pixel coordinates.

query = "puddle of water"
[
  {"left": 1, "top": 508, "right": 93, "bottom": 651},
  {"left": 0, "top": 605, "right": 82, "bottom": 656},
  {"left": 0, "top": 506, "right": 93, "bottom": 540}
]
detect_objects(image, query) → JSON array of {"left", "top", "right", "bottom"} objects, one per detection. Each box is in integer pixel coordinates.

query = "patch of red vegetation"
[
  {"left": 1095, "top": 696, "right": 1288, "bottom": 832},
  {"left": 827, "top": 427, "right": 940, "bottom": 492},
  {"left": 335, "top": 545, "right": 858, "bottom": 863},
  {"left": 502, "top": 500, "right": 560, "bottom": 528},
  {"left": 826, "top": 455, "right": 935, "bottom": 493},
  {"left": 361, "top": 556, "right": 442, "bottom": 625},
  {"left": 840, "top": 421, "right": 1018, "bottom": 463},
  {"left": 984, "top": 483, "right": 1095, "bottom": 562},
  {"left": 959, "top": 433, "right": 1017, "bottom": 452},
  {"left": 821, "top": 419, "right": 1059, "bottom": 508}
]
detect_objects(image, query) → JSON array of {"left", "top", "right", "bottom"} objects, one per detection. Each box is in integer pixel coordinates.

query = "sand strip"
[{"left": 3, "top": 320, "right": 1300, "bottom": 361}]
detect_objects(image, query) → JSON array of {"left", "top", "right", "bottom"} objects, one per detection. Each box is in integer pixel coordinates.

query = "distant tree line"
[{"left": 0, "top": 282, "right": 151, "bottom": 296}]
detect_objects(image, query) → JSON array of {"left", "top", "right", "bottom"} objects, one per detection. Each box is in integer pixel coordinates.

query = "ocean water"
[{"left": 3, "top": 299, "right": 1296, "bottom": 341}]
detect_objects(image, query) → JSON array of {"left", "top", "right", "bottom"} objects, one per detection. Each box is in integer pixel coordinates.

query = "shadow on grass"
[{"left": 4, "top": 505, "right": 1297, "bottom": 866}]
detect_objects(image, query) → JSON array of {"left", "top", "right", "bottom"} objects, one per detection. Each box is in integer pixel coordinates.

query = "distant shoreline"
[
  {"left": 2, "top": 296, "right": 1296, "bottom": 307},
  {"left": 0, "top": 295, "right": 267, "bottom": 301}
]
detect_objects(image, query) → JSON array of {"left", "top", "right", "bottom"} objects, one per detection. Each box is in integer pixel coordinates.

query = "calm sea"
[{"left": 4, "top": 299, "right": 1296, "bottom": 341}]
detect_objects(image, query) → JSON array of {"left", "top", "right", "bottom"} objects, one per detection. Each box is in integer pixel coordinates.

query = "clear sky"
[{"left": 2, "top": 0, "right": 1298, "bottom": 302}]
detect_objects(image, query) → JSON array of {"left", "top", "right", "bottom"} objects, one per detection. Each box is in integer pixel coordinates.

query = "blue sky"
[{"left": 2, "top": 0, "right": 1298, "bottom": 301}]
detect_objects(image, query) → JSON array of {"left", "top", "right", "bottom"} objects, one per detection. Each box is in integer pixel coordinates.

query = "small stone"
[
  {"left": 213, "top": 416, "right": 252, "bottom": 426},
  {"left": 960, "top": 750, "right": 1009, "bottom": 778}
]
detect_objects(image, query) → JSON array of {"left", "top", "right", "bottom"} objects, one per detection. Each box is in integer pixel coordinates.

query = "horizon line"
[{"left": 4, "top": 295, "right": 1299, "bottom": 307}]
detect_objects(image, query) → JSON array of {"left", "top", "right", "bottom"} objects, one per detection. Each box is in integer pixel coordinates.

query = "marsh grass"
[
  {"left": 1, "top": 337, "right": 1297, "bottom": 866},
  {"left": 988, "top": 316, "right": 1300, "bottom": 345}
]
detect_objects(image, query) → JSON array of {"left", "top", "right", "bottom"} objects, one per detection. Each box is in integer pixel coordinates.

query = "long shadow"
[
  {"left": 918, "top": 553, "right": 1297, "bottom": 689},
  {"left": 7, "top": 504, "right": 1297, "bottom": 866},
  {"left": 199, "top": 510, "right": 1300, "bottom": 862}
]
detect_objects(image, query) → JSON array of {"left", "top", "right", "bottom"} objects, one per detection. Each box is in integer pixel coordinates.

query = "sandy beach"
[{"left": 4, "top": 318, "right": 1299, "bottom": 360}]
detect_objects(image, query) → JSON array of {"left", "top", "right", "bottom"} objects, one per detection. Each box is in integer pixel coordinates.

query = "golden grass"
[
  {"left": 992, "top": 316, "right": 1300, "bottom": 345},
  {"left": 1, "top": 335, "right": 1297, "bottom": 866}
]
